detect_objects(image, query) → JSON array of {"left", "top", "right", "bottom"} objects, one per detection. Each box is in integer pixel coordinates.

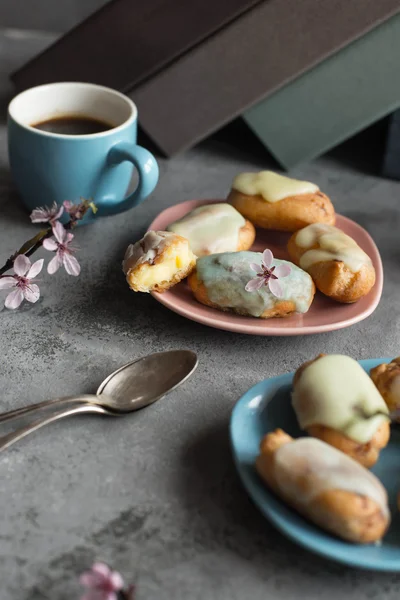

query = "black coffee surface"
[{"left": 33, "top": 115, "right": 113, "bottom": 135}]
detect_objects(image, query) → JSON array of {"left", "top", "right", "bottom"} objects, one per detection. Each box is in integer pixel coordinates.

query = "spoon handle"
[
  {"left": 0, "top": 395, "right": 100, "bottom": 425},
  {"left": 0, "top": 403, "right": 111, "bottom": 452}
]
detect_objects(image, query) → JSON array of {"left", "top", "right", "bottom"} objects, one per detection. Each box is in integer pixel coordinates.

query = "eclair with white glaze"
[
  {"left": 256, "top": 429, "right": 390, "bottom": 543},
  {"left": 292, "top": 354, "right": 390, "bottom": 467},
  {"left": 287, "top": 223, "right": 376, "bottom": 303},
  {"left": 123, "top": 230, "right": 196, "bottom": 293},
  {"left": 228, "top": 171, "right": 335, "bottom": 232},
  {"left": 167, "top": 203, "right": 255, "bottom": 257}
]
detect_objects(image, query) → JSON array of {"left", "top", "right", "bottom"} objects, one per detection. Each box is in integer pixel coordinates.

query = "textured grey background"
[{"left": 1, "top": 27, "right": 400, "bottom": 600}]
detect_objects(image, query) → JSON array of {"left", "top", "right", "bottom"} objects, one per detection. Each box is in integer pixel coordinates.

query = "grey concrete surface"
[{"left": 1, "top": 28, "right": 400, "bottom": 600}]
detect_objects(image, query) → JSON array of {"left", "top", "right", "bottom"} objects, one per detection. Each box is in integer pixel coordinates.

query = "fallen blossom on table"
[{"left": 80, "top": 563, "right": 135, "bottom": 600}]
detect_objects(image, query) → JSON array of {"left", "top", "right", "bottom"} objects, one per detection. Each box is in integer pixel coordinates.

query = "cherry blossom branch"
[
  {"left": 0, "top": 199, "right": 97, "bottom": 309},
  {"left": 0, "top": 200, "right": 95, "bottom": 277}
]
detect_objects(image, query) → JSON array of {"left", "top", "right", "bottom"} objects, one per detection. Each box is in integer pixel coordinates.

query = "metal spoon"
[{"left": 0, "top": 349, "right": 198, "bottom": 451}]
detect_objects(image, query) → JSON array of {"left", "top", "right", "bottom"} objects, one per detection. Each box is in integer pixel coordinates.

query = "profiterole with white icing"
[
  {"left": 370, "top": 357, "right": 400, "bottom": 419},
  {"left": 287, "top": 223, "right": 376, "bottom": 303},
  {"left": 227, "top": 170, "right": 335, "bottom": 232},
  {"left": 166, "top": 203, "right": 255, "bottom": 257}
]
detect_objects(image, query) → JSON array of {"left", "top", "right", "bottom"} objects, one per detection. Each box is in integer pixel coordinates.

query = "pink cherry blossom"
[
  {"left": 63, "top": 200, "right": 86, "bottom": 220},
  {"left": 0, "top": 254, "right": 43, "bottom": 309},
  {"left": 30, "top": 202, "right": 64, "bottom": 224},
  {"left": 80, "top": 563, "right": 124, "bottom": 600},
  {"left": 245, "top": 249, "right": 291, "bottom": 298},
  {"left": 43, "top": 221, "right": 80, "bottom": 276}
]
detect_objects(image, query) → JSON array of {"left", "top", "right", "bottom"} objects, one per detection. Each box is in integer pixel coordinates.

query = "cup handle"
[{"left": 98, "top": 142, "right": 159, "bottom": 216}]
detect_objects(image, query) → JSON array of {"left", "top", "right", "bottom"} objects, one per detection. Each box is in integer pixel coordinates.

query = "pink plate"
[{"left": 148, "top": 199, "right": 383, "bottom": 336}]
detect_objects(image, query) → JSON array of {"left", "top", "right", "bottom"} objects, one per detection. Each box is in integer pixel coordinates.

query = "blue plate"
[{"left": 230, "top": 358, "right": 400, "bottom": 571}]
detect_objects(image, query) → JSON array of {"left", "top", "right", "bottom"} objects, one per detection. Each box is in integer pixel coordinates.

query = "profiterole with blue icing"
[{"left": 187, "top": 251, "right": 315, "bottom": 319}]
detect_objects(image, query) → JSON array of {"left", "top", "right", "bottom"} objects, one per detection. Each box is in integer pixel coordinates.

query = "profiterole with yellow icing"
[
  {"left": 256, "top": 429, "right": 390, "bottom": 543},
  {"left": 123, "top": 230, "right": 196, "bottom": 293},
  {"left": 166, "top": 203, "right": 255, "bottom": 257},
  {"left": 227, "top": 171, "right": 335, "bottom": 232},
  {"left": 287, "top": 223, "right": 376, "bottom": 303},
  {"left": 292, "top": 354, "right": 390, "bottom": 467}
]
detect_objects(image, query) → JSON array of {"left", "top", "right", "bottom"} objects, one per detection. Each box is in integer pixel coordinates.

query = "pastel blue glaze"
[
  {"left": 7, "top": 113, "right": 159, "bottom": 222},
  {"left": 230, "top": 358, "right": 400, "bottom": 571},
  {"left": 196, "top": 251, "right": 313, "bottom": 316}
]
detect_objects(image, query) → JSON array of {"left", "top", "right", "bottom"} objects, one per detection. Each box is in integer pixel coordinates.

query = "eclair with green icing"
[
  {"left": 292, "top": 354, "right": 390, "bottom": 468},
  {"left": 228, "top": 171, "right": 335, "bottom": 232},
  {"left": 287, "top": 223, "right": 376, "bottom": 303},
  {"left": 187, "top": 250, "right": 315, "bottom": 319}
]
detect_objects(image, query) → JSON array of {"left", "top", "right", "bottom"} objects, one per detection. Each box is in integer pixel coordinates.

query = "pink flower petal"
[
  {"left": 53, "top": 221, "right": 66, "bottom": 244},
  {"left": 268, "top": 278, "right": 283, "bottom": 298},
  {"left": 245, "top": 277, "right": 265, "bottom": 292},
  {"left": 53, "top": 203, "right": 64, "bottom": 220},
  {"left": 274, "top": 263, "right": 291, "bottom": 278},
  {"left": 105, "top": 593, "right": 118, "bottom": 600},
  {"left": 13, "top": 254, "right": 31, "bottom": 276},
  {"left": 26, "top": 258, "right": 44, "bottom": 279},
  {"left": 0, "top": 277, "right": 16, "bottom": 289},
  {"left": 30, "top": 208, "right": 49, "bottom": 223},
  {"left": 262, "top": 249, "right": 273, "bottom": 268},
  {"left": 109, "top": 571, "right": 124, "bottom": 590},
  {"left": 5, "top": 288, "right": 24, "bottom": 309},
  {"left": 63, "top": 200, "right": 74, "bottom": 210},
  {"left": 66, "top": 232, "right": 74, "bottom": 243},
  {"left": 80, "top": 572, "right": 105, "bottom": 589},
  {"left": 23, "top": 283, "right": 40, "bottom": 303},
  {"left": 249, "top": 262, "right": 262, "bottom": 273},
  {"left": 47, "top": 253, "right": 62, "bottom": 274},
  {"left": 63, "top": 252, "right": 80, "bottom": 276},
  {"left": 43, "top": 238, "right": 58, "bottom": 251},
  {"left": 91, "top": 563, "right": 111, "bottom": 579}
]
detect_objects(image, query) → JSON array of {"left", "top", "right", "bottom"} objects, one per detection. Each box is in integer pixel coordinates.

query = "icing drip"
[
  {"left": 167, "top": 203, "right": 245, "bottom": 256},
  {"left": 232, "top": 171, "right": 319, "bottom": 202},
  {"left": 275, "top": 438, "right": 389, "bottom": 517},
  {"left": 296, "top": 224, "right": 371, "bottom": 273},
  {"left": 122, "top": 231, "right": 175, "bottom": 274},
  {"left": 292, "top": 355, "right": 389, "bottom": 443},
  {"left": 195, "top": 251, "right": 313, "bottom": 317}
]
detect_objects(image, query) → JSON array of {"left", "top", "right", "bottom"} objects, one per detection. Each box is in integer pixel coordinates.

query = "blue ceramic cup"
[{"left": 7, "top": 82, "right": 159, "bottom": 220}]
